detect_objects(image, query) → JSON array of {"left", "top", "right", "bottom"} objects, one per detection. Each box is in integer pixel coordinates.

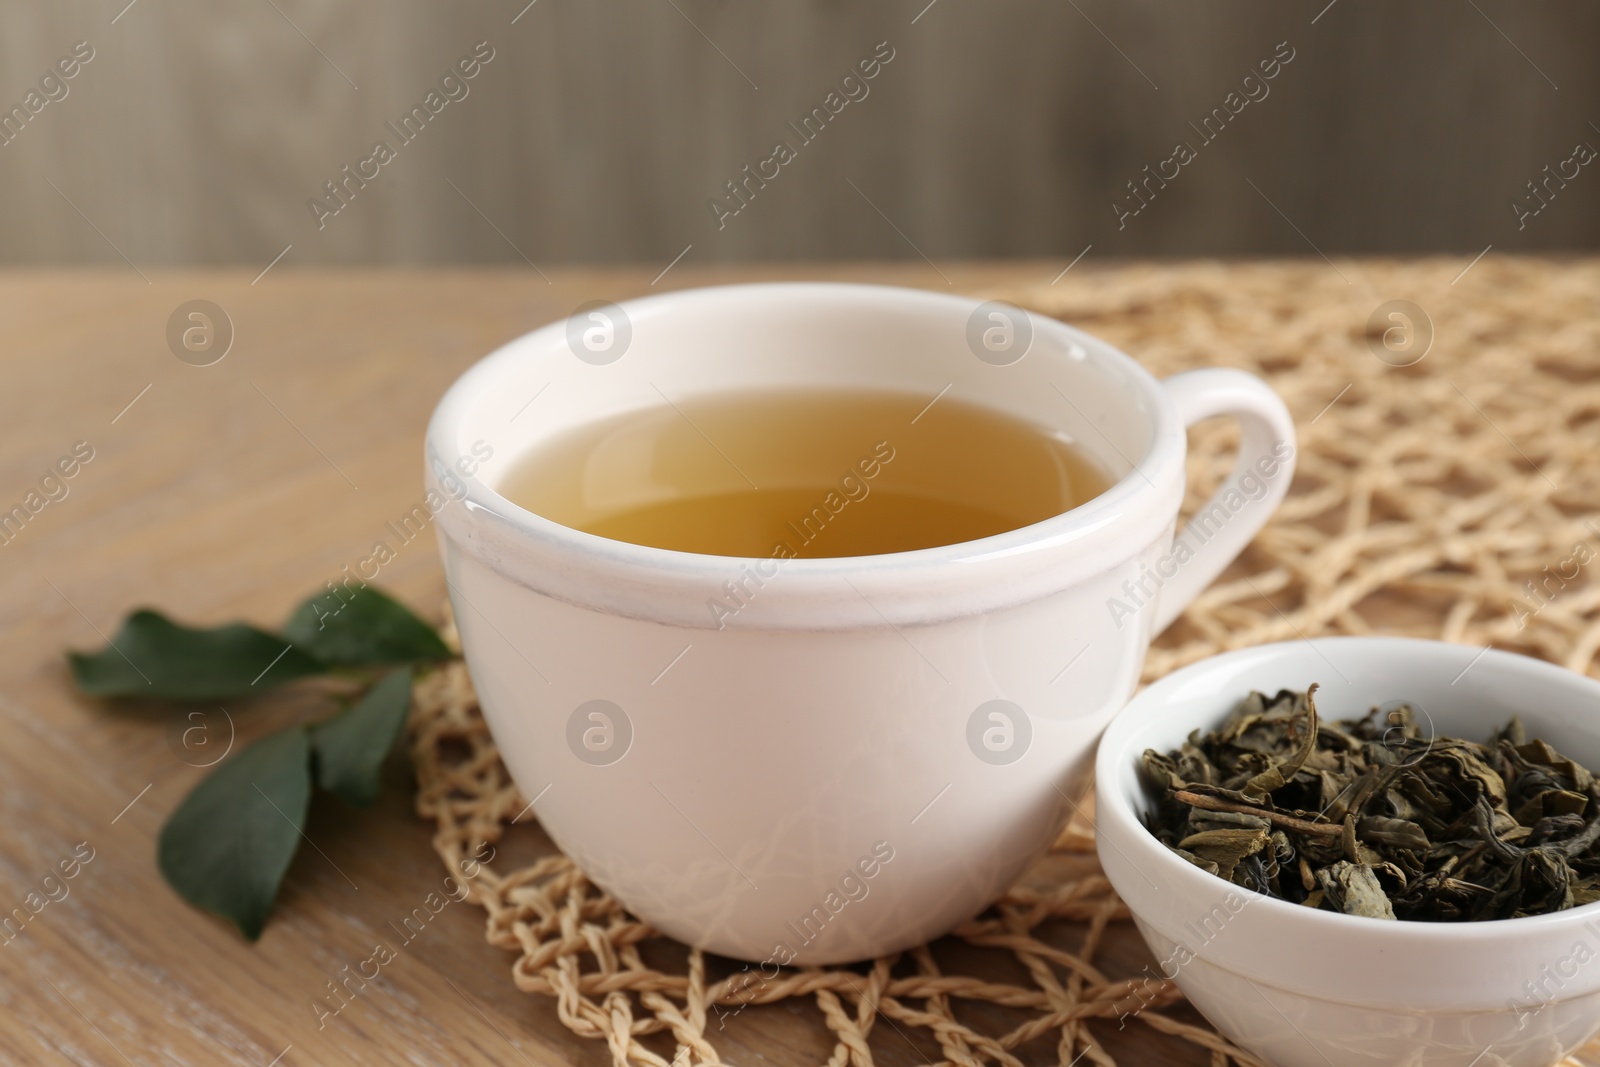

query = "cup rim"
[
  {"left": 1095, "top": 636, "right": 1600, "bottom": 1005},
  {"left": 426, "top": 282, "right": 1189, "bottom": 628}
]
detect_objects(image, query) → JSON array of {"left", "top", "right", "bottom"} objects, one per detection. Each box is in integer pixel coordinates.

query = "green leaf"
[
  {"left": 310, "top": 669, "right": 413, "bottom": 808},
  {"left": 68, "top": 610, "right": 324, "bottom": 700},
  {"left": 157, "top": 728, "right": 312, "bottom": 941},
  {"left": 282, "top": 587, "right": 450, "bottom": 667}
]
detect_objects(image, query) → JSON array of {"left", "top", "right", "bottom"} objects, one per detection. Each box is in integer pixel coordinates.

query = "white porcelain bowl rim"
[
  {"left": 424, "top": 282, "right": 1188, "bottom": 628},
  {"left": 1096, "top": 636, "right": 1600, "bottom": 1009}
]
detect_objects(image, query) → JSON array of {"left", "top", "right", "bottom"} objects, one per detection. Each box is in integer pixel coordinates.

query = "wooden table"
[{"left": 1, "top": 265, "right": 1592, "bottom": 1067}]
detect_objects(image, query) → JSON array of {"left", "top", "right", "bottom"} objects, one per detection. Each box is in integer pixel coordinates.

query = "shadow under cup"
[{"left": 424, "top": 282, "right": 1235, "bottom": 965}]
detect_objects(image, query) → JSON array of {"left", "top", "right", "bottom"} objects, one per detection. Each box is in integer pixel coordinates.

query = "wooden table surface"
[{"left": 1, "top": 263, "right": 1593, "bottom": 1067}]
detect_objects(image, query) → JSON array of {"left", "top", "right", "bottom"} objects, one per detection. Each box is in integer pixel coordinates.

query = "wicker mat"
[{"left": 409, "top": 257, "right": 1600, "bottom": 1067}]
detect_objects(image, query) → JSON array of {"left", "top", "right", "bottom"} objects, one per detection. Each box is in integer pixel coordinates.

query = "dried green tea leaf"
[
  {"left": 1141, "top": 686, "right": 1600, "bottom": 921},
  {"left": 1241, "top": 684, "right": 1321, "bottom": 799},
  {"left": 1189, "top": 809, "right": 1272, "bottom": 834},
  {"left": 1177, "top": 828, "right": 1270, "bottom": 881},
  {"left": 1316, "top": 862, "right": 1396, "bottom": 920},
  {"left": 1141, "top": 749, "right": 1184, "bottom": 791},
  {"left": 1515, "top": 789, "right": 1590, "bottom": 826},
  {"left": 1172, "top": 847, "right": 1220, "bottom": 877},
  {"left": 1357, "top": 816, "right": 1430, "bottom": 852}
]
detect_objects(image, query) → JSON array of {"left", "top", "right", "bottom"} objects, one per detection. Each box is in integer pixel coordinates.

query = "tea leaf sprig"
[
  {"left": 70, "top": 585, "right": 449, "bottom": 699},
  {"left": 68, "top": 587, "right": 450, "bottom": 940}
]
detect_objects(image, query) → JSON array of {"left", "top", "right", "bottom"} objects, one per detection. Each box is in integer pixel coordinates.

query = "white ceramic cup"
[{"left": 426, "top": 282, "right": 1296, "bottom": 965}]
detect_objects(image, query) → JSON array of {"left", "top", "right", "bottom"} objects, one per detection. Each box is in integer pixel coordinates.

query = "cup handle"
[{"left": 1152, "top": 368, "right": 1297, "bottom": 634}]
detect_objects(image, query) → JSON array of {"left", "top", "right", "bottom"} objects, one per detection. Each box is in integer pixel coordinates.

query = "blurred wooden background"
[{"left": 0, "top": 0, "right": 1596, "bottom": 268}]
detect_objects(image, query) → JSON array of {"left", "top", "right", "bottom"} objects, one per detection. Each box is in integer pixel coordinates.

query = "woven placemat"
[{"left": 410, "top": 257, "right": 1600, "bottom": 1067}]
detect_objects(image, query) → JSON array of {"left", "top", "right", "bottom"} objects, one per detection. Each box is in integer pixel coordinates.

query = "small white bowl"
[{"left": 1095, "top": 637, "right": 1600, "bottom": 1067}]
